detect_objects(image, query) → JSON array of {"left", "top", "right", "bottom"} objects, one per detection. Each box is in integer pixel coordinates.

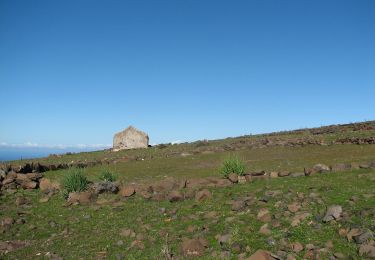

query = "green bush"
[
  {"left": 62, "top": 168, "right": 89, "bottom": 198},
  {"left": 220, "top": 156, "right": 246, "bottom": 178},
  {"left": 99, "top": 169, "right": 117, "bottom": 182}
]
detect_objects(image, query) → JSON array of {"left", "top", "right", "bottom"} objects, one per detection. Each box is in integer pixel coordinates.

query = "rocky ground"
[{"left": 1, "top": 121, "right": 375, "bottom": 259}]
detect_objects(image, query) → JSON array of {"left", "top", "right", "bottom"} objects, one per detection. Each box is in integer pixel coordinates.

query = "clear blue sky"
[{"left": 1, "top": 0, "right": 374, "bottom": 148}]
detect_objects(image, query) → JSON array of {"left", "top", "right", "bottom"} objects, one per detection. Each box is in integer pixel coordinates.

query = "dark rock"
[{"left": 93, "top": 181, "right": 119, "bottom": 194}]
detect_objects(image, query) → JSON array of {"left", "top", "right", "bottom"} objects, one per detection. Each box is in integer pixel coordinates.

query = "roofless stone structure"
[{"left": 113, "top": 126, "right": 149, "bottom": 151}]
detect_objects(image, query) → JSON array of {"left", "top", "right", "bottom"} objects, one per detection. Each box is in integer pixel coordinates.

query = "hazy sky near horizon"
[{"left": 1, "top": 0, "right": 374, "bottom": 148}]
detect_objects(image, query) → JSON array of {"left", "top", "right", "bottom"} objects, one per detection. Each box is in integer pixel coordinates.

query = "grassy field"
[
  {"left": 1, "top": 121, "right": 375, "bottom": 259},
  {"left": 1, "top": 169, "right": 375, "bottom": 259}
]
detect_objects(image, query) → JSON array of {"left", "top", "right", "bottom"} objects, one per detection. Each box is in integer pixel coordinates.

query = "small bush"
[
  {"left": 99, "top": 170, "right": 117, "bottom": 182},
  {"left": 62, "top": 168, "right": 89, "bottom": 198},
  {"left": 220, "top": 157, "right": 246, "bottom": 178}
]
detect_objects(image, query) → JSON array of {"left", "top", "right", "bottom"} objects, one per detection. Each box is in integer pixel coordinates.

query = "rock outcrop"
[{"left": 113, "top": 126, "right": 149, "bottom": 151}]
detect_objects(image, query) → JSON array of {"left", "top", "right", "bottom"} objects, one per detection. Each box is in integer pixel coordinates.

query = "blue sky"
[{"left": 0, "top": 0, "right": 374, "bottom": 150}]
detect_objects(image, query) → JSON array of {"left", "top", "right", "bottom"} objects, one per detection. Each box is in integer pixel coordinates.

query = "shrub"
[
  {"left": 220, "top": 156, "right": 246, "bottom": 178},
  {"left": 99, "top": 169, "right": 117, "bottom": 182},
  {"left": 62, "top": 168, "right": 89, "bottom": 198}
]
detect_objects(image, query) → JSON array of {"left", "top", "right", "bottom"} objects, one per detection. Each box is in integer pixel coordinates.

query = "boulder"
[
  {"left": 113, "top": 126, "right": 149, "bottom": 151},
  {"left": 67, "top": 191, "right": 95, "bottom": 205},
  {"left": 247, "top": 249, "right": 279, "bottom": 260},
  {"left": 312, "top": 164, "right": 330, "bottom": 173},
  {"left": 168, "top": 190, "right": 184, "bottom": 202},
  {"left": 323, "top": 205, "right": 342, "bottom": 222},
  {"left": 21, "top": 180, "right": 38, "bottom": 189},
  {"left": 331, "top": 163, "right": 351, "bottom": 172},
  {"left": 181, "top": 238, "right": 207, "bottom": 257},
  {"left": 195, "top": 189, "right": 212, "bottom": 202},
  {"left": 119, "top": 186, "right": 136, "bottom": 197},
  {"left": 39, "top": 178, "right": 60, "bottom": 193},
  {"left": 93, "top": 181, "right": 119, "bottom": 194},
  {"left": 228, "top": 173, "right": 238, "bottom": 183}
]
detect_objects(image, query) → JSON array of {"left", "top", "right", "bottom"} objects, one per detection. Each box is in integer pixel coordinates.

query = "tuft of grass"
[
  {"left": 99, "top": 169, "right": 117, "bottom": 182},
  {"left": 62, "top": 168, "right": 89, "bottom": 198},
  {"left": 220, "top": 156, "right": 246, "bottom": 177}
]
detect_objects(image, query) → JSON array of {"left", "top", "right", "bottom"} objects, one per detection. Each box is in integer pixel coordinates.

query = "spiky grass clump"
[
  {"left": 99, "top": 169, "right": 117, "bottom": 182},
  {"left": 62, "top": 168, "right": 89, "bottom": 198},
  {"left": 220, "top": 156, "right": 246, "bottom": 178}
]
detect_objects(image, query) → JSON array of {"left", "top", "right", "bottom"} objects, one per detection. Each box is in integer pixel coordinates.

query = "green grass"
[
  {"left": 99, "top": 169, "right": 117, "bottom": 182},
  {"left": 220, "top": 156, "right": 246, "bottom": 177},
  {"left": 1, "top": 121, "right": 375, "bottom": 258},
  {"left": 61, "top": 168, "right": 89, "bottom": 198},
  {"left": 1, "top": 169, "right": 374, "bottom": 259}
]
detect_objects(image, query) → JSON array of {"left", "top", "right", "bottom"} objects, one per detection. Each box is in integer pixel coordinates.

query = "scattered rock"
[
  {"left": 290, "top": 242, "right": 303, "bottom": 253},
  {"left": 168, "top": 190, "right": 184, "bottom": 202},
  {"left": 247, "top": 249, "right": 279, "bottom": 260},
  {"left": 287, "top": 202, "right": 301, "bottom": 213},
  {"left": 259, "top": 224, "right": 271, "bottom": 235},
  {"left": 322, "top": 205, "right": 342, "bottom": 222},
  {"left": 195, "top": 189, "right": 212, "bottom": 202},
  {"left": 93, "top": 181, "right": 119, "bottom": 194},
  {"left": 359, "top": 244, "right": 375, "bottom": 257},
  {"left": 231, "top": 200, "right": 246, "bottom": 211},
  {"left": 228, "top": 173, "right": 238, "bottom": 183},
  {"left": 119, "top": 186, "right": 136, "bottom": 197},
  {"left": 257, "top": 208, "right": 271, "bottom": 222},
  {"left": 119, "top": 228, "right": 136, "bottom": 238},
  {"left": 353, "top": 229, "right": 373, "bottom": 244},
  {"left": 67, "top": 191, "right": 95, "bottom": 205},
  {"left": 39, "top": 178, "right": 60, "bottom": 193},
  {"left": 181, "top": 238, "right": 206, "bottom": 257}
]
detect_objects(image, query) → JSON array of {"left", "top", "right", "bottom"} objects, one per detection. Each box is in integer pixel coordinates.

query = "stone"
[
  {"left": 181, "top": 238, "right": 206, "bottom": 257},
  {"left": 257, "top": 208, "right": 271, "bottom": 222},
  {"left": 247, "top": 249, "right": 279, "bottom": 260},
  {"left": 270, "top": 172, "right": 278, "bottom": 178},
  {"left": 67, "top": 192, "right": 95, "bottom": 205},
  {"left": 259, "top": 224, "right": 271, "bottom": 235},
  {"left": 119, "top": 186, "right": 135, "bottom": 197},
  {"left": 130, "top": 240, "right": 145, "bottom": 250},
  {"left": 168, "top": 190, "right": 184, "bottom": 202},
  {"left": 217, "top": 234, "right": 232, "bottom": 245},
  {"left": 228, "top": 173, "right": 238, "bottom": 183},
  {"left": 322, "top": 205, "right": 342, "bottom": 222},
  {"left": 353, "top": 229, "right": 373, "bottom": 244},
  {"left": 1, "top": 217, "right": 14, "bottom": 227},
  {"left": 331, "top": 163, "right": 351, "bottom": 172},
  {"left": 119, "top": 228, "right": 136, "bottom": 237},
  {"left": 195, "top": 189, "right": 212, "bottom": 202},
  {"left": 359, "top": 244, "right": 375, "bottom": 257},
  {"left": 290, "top": 242, "right": 303, "bottom": 253},
  {"left": 113, "top": 126, "right": 149, "bottom": 151},
  {"left": 0, "top": 240, "right": 31, "bottom": 253},
  {"left": 312, "top": 164, "right": 330, "bottom": 173},
  {"left": 21, "top": 180, "right": 38, "bottom": 189},
  {"left": 231, "top": 200, "right": 246, "bottom": 211},
  {"left": 39, "top": 178, "right": 60, "bottom": 193},
  {"left": 289, "top": 172, "right": 305, "bottom": 178},
  {"left": 238, "top": 175, "right": 246, "bottom": 184},
  {"left": 15, "top": 196, "right": 29, "bottom": 206},
  {"left": 278, "top": 171, "right": 290, "bottom": 177},
  {"left": 287, "top": 202, "right": 301, "bottom": 213},
  {"left": 93, "top": 181, "right": 119, "bottom": 194}
]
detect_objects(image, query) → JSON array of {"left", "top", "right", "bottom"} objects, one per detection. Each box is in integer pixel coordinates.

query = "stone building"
[{"left": 113, "top": 126, "right": 149, "bottom": 151}]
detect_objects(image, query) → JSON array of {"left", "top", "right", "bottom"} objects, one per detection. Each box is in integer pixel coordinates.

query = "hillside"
[{"left": 1, "top": 121, "right": 375, "bottom": 259}]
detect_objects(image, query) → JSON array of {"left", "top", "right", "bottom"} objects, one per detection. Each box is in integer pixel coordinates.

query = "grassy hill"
[{"left": 1, "top": 121, "right": 375, "bottom": 259}]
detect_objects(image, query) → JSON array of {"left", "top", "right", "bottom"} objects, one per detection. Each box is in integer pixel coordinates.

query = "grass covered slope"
[
  {"left": 1, "top": 169, "right": 375, "bottom": 259},
  {"left": 1, "top": 120, "right": 375, "bottom": 259}
]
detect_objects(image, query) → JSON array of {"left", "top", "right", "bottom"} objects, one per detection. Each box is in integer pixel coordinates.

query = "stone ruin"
[{"left": 113, "top": 126, "right": 149, "bottom": 151}]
